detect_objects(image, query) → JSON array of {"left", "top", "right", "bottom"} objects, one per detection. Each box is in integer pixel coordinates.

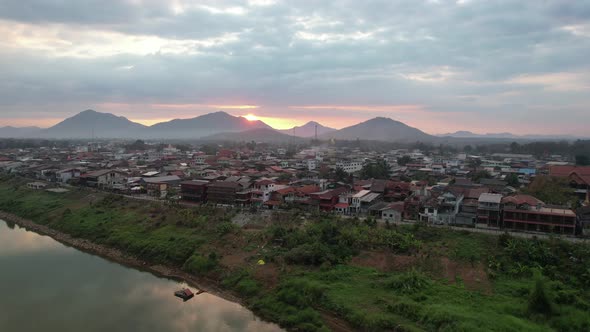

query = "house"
[
  {"left": 180, "top": 180, "right": 209, "bottom": 203},
  {"left": 380, "top": 202, "right": 405, "bottom": 222},
  {"left": 549, "top": 165, "right": 590, "bottom": 201},
  {"left": 79, "top": 169, "right": 126, "bottom": 189},
  {"left": 309, "top": 187, "right": 349, "bottom": 211},
  {"left": 284, "top": 185, "right": 320, "bottom": 205},
  {"left": 476, "top": 193, "right": 503, "bottom": 227},
  {"left": 383, "top": 181, "right": 412, "bottom": 202},
  {"left": 141, "top": 175, "right": 182, "bottom": 198},
  {"left": 250, "top": 179, "right": 277, "bottom": 205},
  {"left": 419, "top": 190, "right": 463, "bottom": 225},
  {"left": 453, "top": 186, "right": 489, "bottom": 226},
  {"left": 502, "top": 195, "right": 576, "bottom": 235},
  {"left": 56, "top": 168, "right": 81, "bottom": 183},
  {"left": 359, "top": 192, "right": 382, "bottom": 214},
  {"left": 350, "top": 190, "right": 371, "bottom": 214}
]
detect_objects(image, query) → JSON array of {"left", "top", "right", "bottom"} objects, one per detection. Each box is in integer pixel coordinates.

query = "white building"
[{"left": 336, "top": 161, "right": 364, "bottom": 174}]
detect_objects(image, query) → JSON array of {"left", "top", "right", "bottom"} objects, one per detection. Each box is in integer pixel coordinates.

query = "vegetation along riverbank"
[{"left": 1, "top": 175, "right": 590, "bottom": 331}]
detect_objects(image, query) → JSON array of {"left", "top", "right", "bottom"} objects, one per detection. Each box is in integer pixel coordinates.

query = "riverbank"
[
  {"left": 0, "top": 211, "right": 241, "bottom": 305},
  {"left": 2, "top": 176, "right": 590, "bottom": 331},
  {"left": 0, "top": 209, "right": 353, "bottom": 331}
]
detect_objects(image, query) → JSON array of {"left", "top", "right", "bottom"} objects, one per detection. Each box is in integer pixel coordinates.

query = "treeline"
[
  {"left": 464, "top": 140, "right": 590, "bottom": 164},
  {"left": 0, "top": 138, "right": 79, "bottom": 149}
]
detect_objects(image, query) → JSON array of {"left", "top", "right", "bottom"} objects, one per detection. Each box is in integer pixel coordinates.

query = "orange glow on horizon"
[{"left": 243, "top": 114, "right": 259, "bottom": 121}]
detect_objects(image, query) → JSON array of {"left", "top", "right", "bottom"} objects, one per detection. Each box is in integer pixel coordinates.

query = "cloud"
[{"left": 0, "top": 0, "right": 589, "bottom": 135}]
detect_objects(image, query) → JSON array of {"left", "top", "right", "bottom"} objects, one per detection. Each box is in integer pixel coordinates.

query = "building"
[
  {"left": 549, "top": 165, "right": 590, "bottom": 201},
  {"left": 336, "top": 160, "right": 363, "bottom": 174},
  {"left": 141, "top": 175, "right": 182, "bottom": 198},
  {"left": 420, "top": 191, "right": 463, "bottom": 225},
  {"left": 476, "top": 193, "right": 503, "bottom": 227},
  {"left": 180, "top": 180, "right": 209, "bottom": 203},
  {"left": 502, "top": 195, "right": 576, "bottom": 235},
  {"left": 206, "top": 181, "right": 242, "bottom": 205},
  {"left": 56, "top": 168, "right": 81, "bottom": 183},
  {"left": 79, "top": 169, "right": 126, "bottom": 189},
  {"left": 350, "top": 190, "right": 371, "bottom": 214},
  {"left": 309, "top": 187, "right": 349, "bottom": 211},
  {"left": 380, "top": 202, "right": 405, "bottom": 222}
]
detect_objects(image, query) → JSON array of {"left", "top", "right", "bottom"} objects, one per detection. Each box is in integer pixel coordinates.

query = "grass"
[{"left": 1, "top": 175, "right": 590, "bottom": 331}]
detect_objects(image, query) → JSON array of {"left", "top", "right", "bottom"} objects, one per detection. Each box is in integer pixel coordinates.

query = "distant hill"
[
  {"left": 440, "top": 131, "right": 586, "bottom": 140},
  {"left": 41, "top": 110, "right": 146, "bottom": 138},
  {"left": 202, "top": 128, "right": 303, "bottom": 143},
  {"left": 0, "top": 126, "right": 42, "bottom": 138},
  {"left": 279, "top": 121, "right": 336, "bottom": 138},
  {"left": 146, "top": 111, "right": 271, "bottom": 139},
  {"left": 320, "top": 117, "right": 434, "bottom": 142}
]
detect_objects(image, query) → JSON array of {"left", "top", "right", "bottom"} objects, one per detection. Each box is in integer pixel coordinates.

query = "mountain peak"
[
  {"left": 320, "top": 116, "right": 433, "bottom": 142},
  {"left": 278, "top": 121, "right": 336, "bottom": 138}
]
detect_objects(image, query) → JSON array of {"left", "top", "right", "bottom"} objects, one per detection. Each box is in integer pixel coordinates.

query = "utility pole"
[{"left": 315, "top": 124, "right": 318, "bottom": 141}]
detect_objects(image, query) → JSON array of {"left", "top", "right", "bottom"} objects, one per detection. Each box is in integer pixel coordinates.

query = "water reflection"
[
  {"left": 0, "top": 221, "right": 63, "bottom": 255},
  {"left": 0, "top": 220, "right": 282, "bottom": 332}
]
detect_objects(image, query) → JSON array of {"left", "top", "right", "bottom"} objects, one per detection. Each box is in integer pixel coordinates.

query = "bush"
[
  {"left": 183, "top": 252, "right": 218, "bottom": 275},
  {"left": 528, "top": 271, "right": 553, "bottom": 317},
  {"left": 386, "top": 269, "right": 432, "bottom": 294}
]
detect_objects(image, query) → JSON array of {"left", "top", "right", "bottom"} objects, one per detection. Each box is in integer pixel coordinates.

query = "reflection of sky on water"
[
  {"left": 0, "top": 220, "right": 282, "bottom": 332},
  {"left": 0, "top": 221, "right": 63, "bottom": 255}
]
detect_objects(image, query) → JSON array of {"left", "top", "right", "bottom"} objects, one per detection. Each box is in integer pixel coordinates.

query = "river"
[{"left": 0, "top": 219, "right": 282, "bottom": 332}]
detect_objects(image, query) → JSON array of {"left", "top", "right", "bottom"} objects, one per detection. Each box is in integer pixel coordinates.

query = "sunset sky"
[{"left": 0, "top": 1, "right": 589, "bottom": 134}]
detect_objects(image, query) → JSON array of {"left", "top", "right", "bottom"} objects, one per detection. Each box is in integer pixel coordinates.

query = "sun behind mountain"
[{"left": 243, "top": 114, "right": 259, "bottom": 121}]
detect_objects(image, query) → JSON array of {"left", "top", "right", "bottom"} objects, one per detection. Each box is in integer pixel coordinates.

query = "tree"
[
  {"left": 505, "top": 173, "right": 520, "bottom": 187},
  {"left": 510, "top": 141, "right": 520, "bottom": 153},
  {"left": 126, "top": 139, "right": 146, "bottom": 151},
  {"left": 334, "top": 167, "right": 347, "bottom": 182},
  {"left": 471, "top": 170, "right": 492, "bottom": 182},
  {"left": 201, "top": 144, "right": 218, "bottom": 155},
  {"left": 278, "top": 173, "right": 292, "bottom": 182},
  {"left": 175, "top": 144, "right": 191, "bottom": 152},
  {"left": 463, "top": 145, "right": 473, "bottom": 153},
  {"left": 397, "top": 156, "right": 412, "bottom": 166},
  {"left": 360, "top": 159, "right": 391, "bottom": 180},
  {"left": 523, "top": 176, "right": 575, "bottom": 205},
  {"left": 468, "top": 158, "right": 482, "bottom": 169},
  {"left": 575, "top": 154, "right": 590, "bottom": 166}
]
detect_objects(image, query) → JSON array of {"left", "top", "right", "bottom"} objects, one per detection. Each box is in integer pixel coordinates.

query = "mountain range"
[{"left": 1, "top": 109, "right": 583, "bottom": 142}]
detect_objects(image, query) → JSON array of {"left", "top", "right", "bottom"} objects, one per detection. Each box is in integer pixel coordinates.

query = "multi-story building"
[
  {"left": 180, "top": 180, "right": 209, "bottom": 203},
  {"left": 476, "top": 193, "right": 503, "bottom": 227},
  {"left": 501, "top": 195, "right": 576, "bottom": 235},
  {"left": 206, "top": 181, "right": 241, "bottom": 205},
  {"left": 336, "top": 160, "right": 364, "bottom": 174}
]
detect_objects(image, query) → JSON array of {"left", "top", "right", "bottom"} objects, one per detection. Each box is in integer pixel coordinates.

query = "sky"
[{"left": 0, "top": 0, "right": 589, "bottom": 135}]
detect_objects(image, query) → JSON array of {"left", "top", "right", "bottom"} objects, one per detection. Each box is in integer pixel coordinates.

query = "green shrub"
[
  {"left": 183, "top": 252, "right": 218, "bottom": 274},
  {"left": 528, "top": 271, "right": 554, "bottom": 317},
  {"left": 386, "top": 269, "right": 432, "bottom": 294}
]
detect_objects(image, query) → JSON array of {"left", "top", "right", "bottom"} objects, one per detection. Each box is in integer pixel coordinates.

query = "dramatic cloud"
[{"left": 0, "top": 0, "right": 589, "bottom": 134}]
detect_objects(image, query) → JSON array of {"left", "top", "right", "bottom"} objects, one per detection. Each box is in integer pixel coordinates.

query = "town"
[{"left": 2, "top": 138, "right": 589, "bottom": 238}]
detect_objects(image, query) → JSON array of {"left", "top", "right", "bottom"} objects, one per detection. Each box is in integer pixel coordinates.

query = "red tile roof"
[
  {"left": 550, "top": 165, "right": 590, "bottom": 177},
  {"left": 502, "top": 194, "right": 544, "bottom": 206}
]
